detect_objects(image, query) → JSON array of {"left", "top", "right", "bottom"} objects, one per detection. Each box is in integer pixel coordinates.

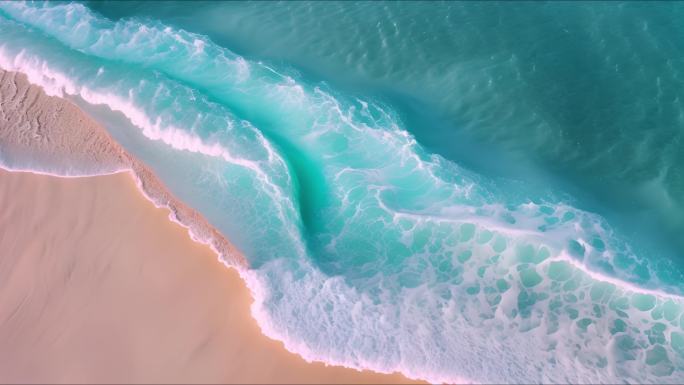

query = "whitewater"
[{"left": 1, "top": 2, "right": 684, "bottom": 383}]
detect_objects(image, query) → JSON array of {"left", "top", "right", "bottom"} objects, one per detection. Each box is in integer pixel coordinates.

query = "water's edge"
[{"left": 0, "top": 68, "right": 425, "bottom": 383}]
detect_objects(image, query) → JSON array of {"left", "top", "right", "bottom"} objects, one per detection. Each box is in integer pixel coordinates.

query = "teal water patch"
[
  {"left": 2, "top": 2, "right": 684, "bottom": 383},
  {"left": 86, "top": 0, "right": 684, "bottom": 276}
]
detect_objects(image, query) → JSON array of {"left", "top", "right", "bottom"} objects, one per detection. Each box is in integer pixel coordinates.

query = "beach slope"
[{"left": 0, "top": 169, "right": 417, "bottom": 384}]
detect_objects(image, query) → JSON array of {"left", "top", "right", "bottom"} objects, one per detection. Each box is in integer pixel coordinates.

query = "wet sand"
[
  {"left": 0, "top": 68, "right": 243, "bottom": 268},
  {"left": 0, "top": 169, "right": 419, "bottom": 384}
]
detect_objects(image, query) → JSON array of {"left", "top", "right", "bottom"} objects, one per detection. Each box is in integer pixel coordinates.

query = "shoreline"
[
  {"left": 0, "top": 70, "right": 420, "bottom": 383},
  {"left": 0, "top": 168, "right": 417, "bottom": 383},
  {"left": 0, "top": 69, "right": 244, "bottom": 269}
]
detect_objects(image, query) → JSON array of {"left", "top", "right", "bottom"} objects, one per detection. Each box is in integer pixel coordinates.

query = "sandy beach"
[
  {"left": 0, "top": 70, "right": 418, "bottom": 383},
  {"left": 0, "top": 169, "right": 417, "bottom": 384}
]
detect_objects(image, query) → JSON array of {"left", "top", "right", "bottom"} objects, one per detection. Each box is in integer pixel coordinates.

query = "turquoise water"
[
  {"left": 86, "top": 1, "right": 684, "bottom": 262},
  {"left": 2, "top": 2, "right": 684, "bottom": 382}
]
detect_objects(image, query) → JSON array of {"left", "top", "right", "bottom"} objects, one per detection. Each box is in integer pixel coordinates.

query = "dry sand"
[
  {"left": 0, "top": 169, "right": 418, "bottom": 384},
  {"left": 0, "top": 70, "right": 421, "bottom": 383}
]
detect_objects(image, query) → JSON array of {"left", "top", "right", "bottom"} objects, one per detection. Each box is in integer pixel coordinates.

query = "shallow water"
[{"left": 2, "top": 2, "right": 684, "bottom": 382}]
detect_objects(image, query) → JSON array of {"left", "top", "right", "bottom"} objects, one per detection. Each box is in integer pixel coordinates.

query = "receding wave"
[{"left": 1, "top": 2, "right": 684, "bottom": 383}]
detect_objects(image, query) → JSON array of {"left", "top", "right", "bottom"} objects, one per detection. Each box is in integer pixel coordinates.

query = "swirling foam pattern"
[{"left": 2, "top": 2, "right": 684, "bottom": 383}]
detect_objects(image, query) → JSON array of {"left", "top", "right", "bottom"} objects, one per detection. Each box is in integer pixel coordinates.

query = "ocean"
[{"left": 1, "top": 1, "right": 683, "bottom": 382}]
